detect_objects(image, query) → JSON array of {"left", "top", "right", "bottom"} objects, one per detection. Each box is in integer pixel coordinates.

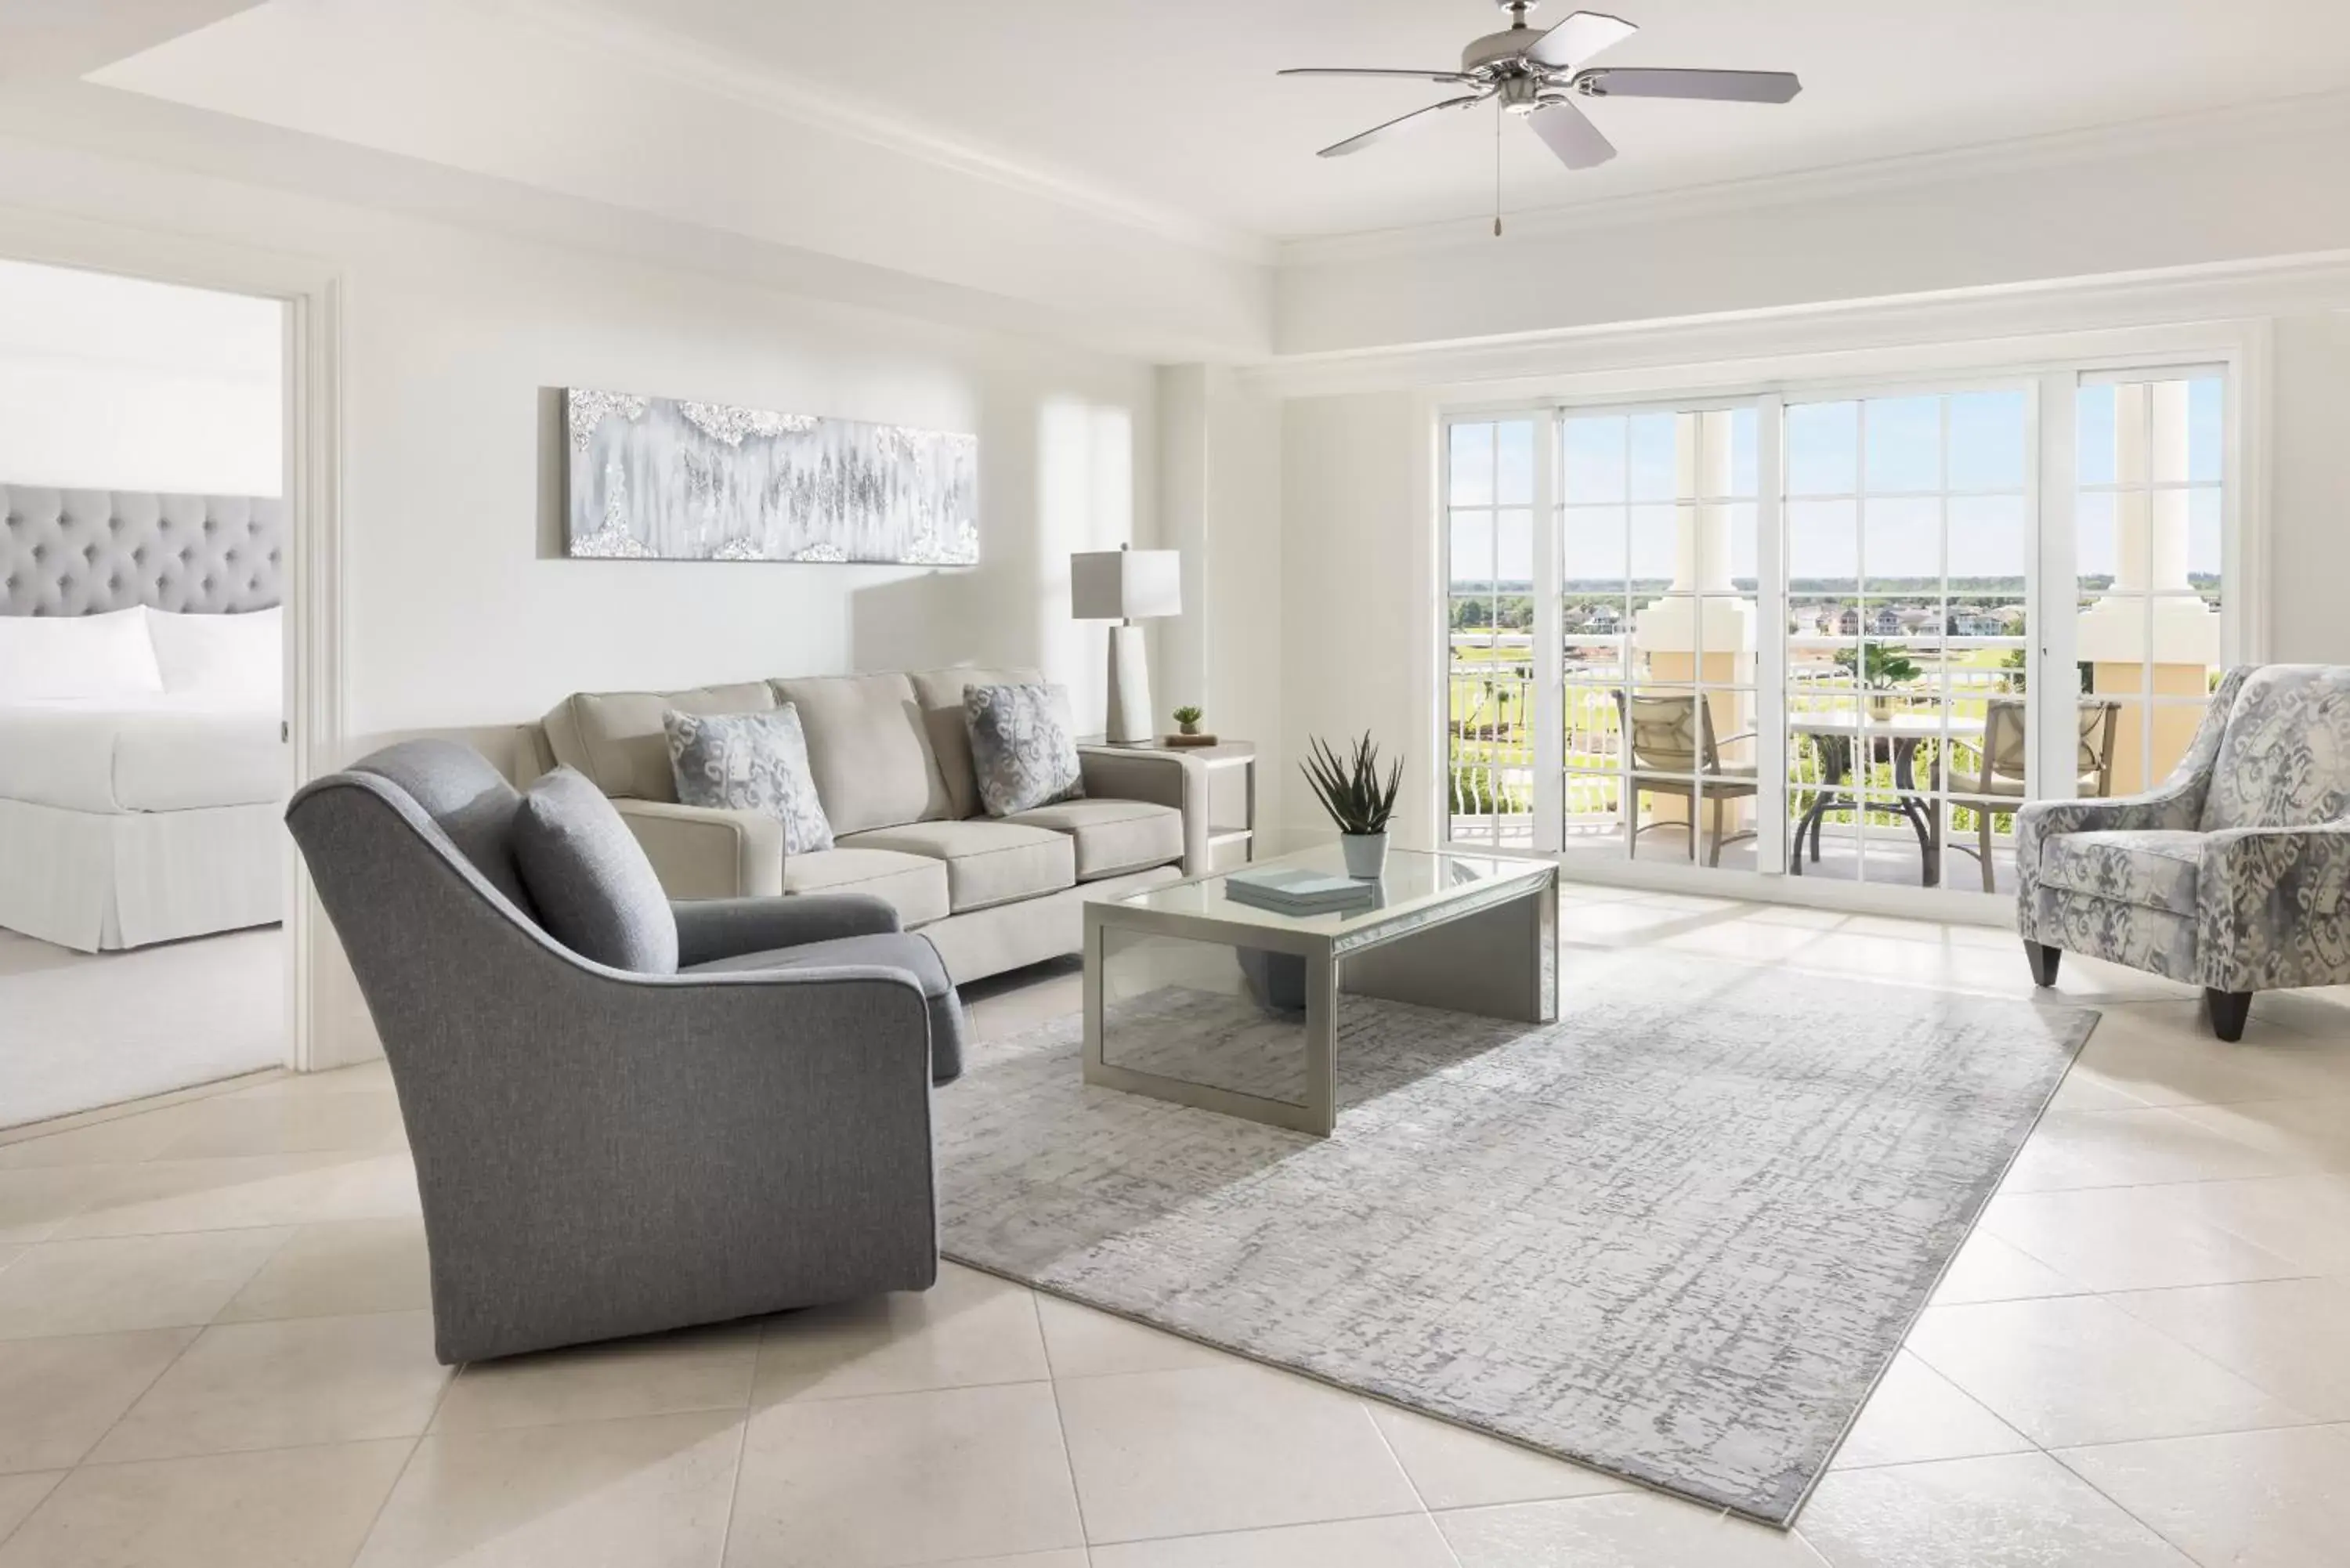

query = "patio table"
[{"left": 1787, "top": 710, "right": 1985, "bottom": 887}]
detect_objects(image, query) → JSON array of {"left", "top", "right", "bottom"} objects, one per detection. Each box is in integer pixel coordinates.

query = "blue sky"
[{"left": 1449, "top": 379, "right": 2222, "bottom": 588}]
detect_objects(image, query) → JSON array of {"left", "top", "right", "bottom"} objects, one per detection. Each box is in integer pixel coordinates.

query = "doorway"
[{"left": 0, "top": 255, "right": 301, "bottom": 1126}]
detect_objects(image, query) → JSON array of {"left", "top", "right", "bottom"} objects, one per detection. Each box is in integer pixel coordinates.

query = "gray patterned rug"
[{"left": 935, "top": 947, "right": 2095, "bottom": 1526}]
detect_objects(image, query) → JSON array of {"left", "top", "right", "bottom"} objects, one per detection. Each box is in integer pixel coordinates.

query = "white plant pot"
[{"left": 1340, "top": 832, "right": 1389, "bottom": 880}]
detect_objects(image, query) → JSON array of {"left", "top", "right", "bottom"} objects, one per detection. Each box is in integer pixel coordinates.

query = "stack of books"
[{"left": 1223, "top": 865, "right": 1377, "bottom": 916}]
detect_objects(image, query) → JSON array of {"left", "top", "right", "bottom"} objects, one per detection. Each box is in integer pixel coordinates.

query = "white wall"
[
  {"left": 1277, "top": 393, "right": 1427, "bottom": 843},
  {"left": 345, "top": 225, "right": 1150, "bottom": 747},
  {"left": 0, "top": 255, "right": 279, "bottom": 494},
  {"left": 2269, "top": 311, "right": 2350, "bottom": 667}
]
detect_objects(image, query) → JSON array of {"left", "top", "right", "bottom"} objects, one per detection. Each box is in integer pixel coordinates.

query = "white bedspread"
[{"left": 0, "top": 697, "right": 284, "bottom": 814}]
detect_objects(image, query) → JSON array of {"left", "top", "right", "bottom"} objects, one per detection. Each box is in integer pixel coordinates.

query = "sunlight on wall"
[{"left": 1039, "top": 397, "right": 1135, "bottom": 731}]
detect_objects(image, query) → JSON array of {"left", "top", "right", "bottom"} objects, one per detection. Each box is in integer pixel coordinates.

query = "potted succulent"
[
  {"left": 1302, "top": 732, "right": 1403, "bottom": 880},
  {"left": 1173, "top": 705, "right": 1204, "bottom": 736}
]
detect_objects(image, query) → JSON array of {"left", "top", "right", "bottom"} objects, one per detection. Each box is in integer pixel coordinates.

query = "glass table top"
[{"left": 1108, "top": 842, "right": 1552, "bottom": 936}]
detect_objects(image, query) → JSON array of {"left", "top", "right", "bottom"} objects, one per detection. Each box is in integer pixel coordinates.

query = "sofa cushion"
[
  {"left": 843, "top": 820, "right": 1076, "bottom": 913},
  {"left": 910, "top": 665, "right": 1043, "bottom": 821},
  {"left": 1009, "top": 798, "right": 1184, "bottom": 880},
  {"left": 511, "top": 767, "right": 679, "bottom": 973},
  {"left": 965, "top": 683, "right": 1085, "bottom": 817},
  {"left": 772, "top": 672, "right": 950, "bottom": 835},
  {"left": 2202, "top": 665, "right": 2350, "bottom": 833},
  {"left": 664, "top": 706, "right": 833, "bottom": 854},
  {"left": 2040, "top": 829, "right": 2205, "bottom": 918},
  {"left": 543, "top": 681, "right": 776, "bottom": 801},
  {"left": 782, "top": 847, "right": 950, "bottom": 929}
]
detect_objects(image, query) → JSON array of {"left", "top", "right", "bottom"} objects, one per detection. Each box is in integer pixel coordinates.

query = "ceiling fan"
[{"left": 1279, "top": 0, "right": 1799, "bottom": 201}]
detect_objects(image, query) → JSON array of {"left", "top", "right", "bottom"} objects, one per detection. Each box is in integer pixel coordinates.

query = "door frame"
[{"left": 0, "top": 202, "right": 346, "bottom": 1069}]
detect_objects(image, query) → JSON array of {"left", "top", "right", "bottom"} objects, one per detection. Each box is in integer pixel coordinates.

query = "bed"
[{"left": 0, "top": 486, "right": 286, "bottom": 952}]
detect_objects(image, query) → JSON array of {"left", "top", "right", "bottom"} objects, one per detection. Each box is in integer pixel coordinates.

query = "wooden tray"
[{"left": 1162, "top": 732, "right": 1220, "bottom": 747}]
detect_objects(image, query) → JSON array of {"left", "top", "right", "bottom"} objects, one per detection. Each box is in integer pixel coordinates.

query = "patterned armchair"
[{"left": 2016, "top": 666, "right": 2350, "bottom": 1040}]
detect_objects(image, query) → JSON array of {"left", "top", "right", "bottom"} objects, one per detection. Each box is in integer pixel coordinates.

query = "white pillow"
[
  {"left": 144, "top": 605, "right": 283, "bottom": 703},
  {"left": 0, "top": 607, "right": 167, "bottom": 703}
]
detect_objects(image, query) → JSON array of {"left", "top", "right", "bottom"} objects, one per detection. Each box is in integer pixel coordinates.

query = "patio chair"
[
  {"left": 2016, "top": 666, "right": 2350, "bottom": 1040},
  {"left": 1613, "top": 691, "right": 1759, "bottom": 867},
  {"left": 1938, "top": 698, "right": 2121, "bottom": 891}
]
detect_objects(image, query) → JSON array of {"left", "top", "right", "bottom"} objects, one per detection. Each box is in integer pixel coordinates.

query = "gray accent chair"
[
  {"left": 284, "top": 739, "right": 953, "bottom": 1364},
  {"left": 2016, "top": 666, "right": 2350, "bottom": 1041}
]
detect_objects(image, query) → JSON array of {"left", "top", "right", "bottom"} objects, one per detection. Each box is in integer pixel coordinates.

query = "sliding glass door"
[
  {"left": 1439, "top": 359, "right": 2235, "bottom": 908},
  {"left": 1782, "top": 389, "right": 2031, "bottom": 897}
]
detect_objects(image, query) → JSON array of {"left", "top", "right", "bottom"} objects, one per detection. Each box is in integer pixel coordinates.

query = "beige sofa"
[{"left": 517, "top": 667, "right": 1211, "bottom": 984}]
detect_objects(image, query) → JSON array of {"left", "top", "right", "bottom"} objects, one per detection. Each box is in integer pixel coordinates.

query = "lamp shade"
[{"left": 1071, "top": 547, "right": 1181, "bottom": 621}]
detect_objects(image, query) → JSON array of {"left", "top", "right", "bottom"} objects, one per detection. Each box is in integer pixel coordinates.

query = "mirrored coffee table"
[{"left": 1082, "top": 844, "right": 1558, "bottom": 1136}]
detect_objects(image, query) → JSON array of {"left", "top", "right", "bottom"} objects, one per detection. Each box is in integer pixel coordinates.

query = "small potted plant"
[
  {"left": 1173, "top": 705, "right": 1204, "bottom": 736},
  {"left": 1835, "top": 645, "right": 1922, "bottom": 722},
  {"left": 1302, "top": 732, "right": 1403, "bottom": 880}
]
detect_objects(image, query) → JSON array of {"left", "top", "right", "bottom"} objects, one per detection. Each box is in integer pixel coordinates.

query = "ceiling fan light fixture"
[{"left": 1278, "top": 1, "right": 1801, "bottom": 219}]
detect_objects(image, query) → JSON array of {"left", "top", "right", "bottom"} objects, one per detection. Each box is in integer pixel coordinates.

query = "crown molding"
[
  {"left": 489, "top": 0, "right": 1275, "bottom": 268},
  {"left": 1278, "top": 89, "right": 2350, "bottom": 269},
  {"left": 1237, "top": 250, "right": 2350, "bottom": 399}
]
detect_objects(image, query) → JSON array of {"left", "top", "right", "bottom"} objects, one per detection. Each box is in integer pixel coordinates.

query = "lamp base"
[{"left": 1104, "top": 623, "right": 1153, "bottom": 745}]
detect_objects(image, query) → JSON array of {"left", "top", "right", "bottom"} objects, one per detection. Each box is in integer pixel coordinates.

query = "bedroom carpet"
[
  {"left": 935, "top": 945, "right": 2097, "bottom": 1526},
  {"left": 0, "top": 925, "right": 283, "bottom": 1127}
]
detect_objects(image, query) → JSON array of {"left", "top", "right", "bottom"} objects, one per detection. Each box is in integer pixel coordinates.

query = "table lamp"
[{"left": 1071, "top": 544, "right": 1181, "bottom": 745}]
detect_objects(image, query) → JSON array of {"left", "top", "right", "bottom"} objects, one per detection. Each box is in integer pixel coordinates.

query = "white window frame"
[{"left": 1430, "top": 323, "right": 2265, "bottom": 921}]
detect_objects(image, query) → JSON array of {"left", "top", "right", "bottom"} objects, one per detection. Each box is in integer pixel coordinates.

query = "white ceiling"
[{"left": 548, "top": 0, "right": 2350, "bottom": 240}]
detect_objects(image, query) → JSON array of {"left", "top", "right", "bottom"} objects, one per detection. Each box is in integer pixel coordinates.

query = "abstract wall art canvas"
[{"left": 564, "top": 388, "right": 978, "bottom": 565}]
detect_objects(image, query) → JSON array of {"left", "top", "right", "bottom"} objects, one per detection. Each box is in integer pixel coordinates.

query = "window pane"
[
  {"left": 1563, "top": 415, "right": 1625, "bottom": 500},
  {"left": 1496, "top": 421, "right": 1536, "bottom": 506},
  {"left": 1864, "top": 396, "right": 1942, "bottom": 493},
  {"left": 1863, "top": 497, "right": 1941, "bottom": 587},
  {"left": 2189, "top": 378, "right": 2224, "bottom": 482},
  {"left": 1448, "top": 423, "right": 1494, "bottom": 505},
  {"left": 1787, "top": 400, "right": 1858, "bottom": 495},
  {"left": 1728, "top": 407, "right": 1759, "bottom": 499},
  {"left": 1788, "top": 499, "right": 1858, "bottom": 591},
  {"left": 1561, "top": 505, "right": 1628, "bottom": 584},
  {"left": 1449, "top": 511, "right": 1494, "bottom": 588},
  {"left": 1627, "top": 414, "right": 1678, "bottom": 502},
  {"left": 1948, "top": 495, "right": 2028, "bottom": 581},
  {"left": 1629, "top": 504, "right": 1676, "bottom": 584},
  {"left": 1495, "top": 508, "right": 1534, "bottom": 594},
  {"left": 1947, "top": 390, "right": 2027, "bottom": 493},
  {"left": 2077, "top": 385, "right": 2117, "bottom": 486}
]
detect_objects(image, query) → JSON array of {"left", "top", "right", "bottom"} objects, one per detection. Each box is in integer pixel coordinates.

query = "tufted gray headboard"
[{"left": 0, "top": 485, "right": 284, "bottom": 616}]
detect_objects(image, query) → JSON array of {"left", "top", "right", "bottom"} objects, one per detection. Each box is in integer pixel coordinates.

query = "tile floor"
[{"left": 0, "top": 884, "right": 2345, "bottom": 1566}]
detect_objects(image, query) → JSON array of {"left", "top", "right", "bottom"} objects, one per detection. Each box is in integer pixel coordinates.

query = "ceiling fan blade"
[
  {"left": 1278, "top": 67, "right": 1479, "bottom": 85},
  {"left": 1575, "top": 67, "right": 1802, "bottom": 103},
  {"left": 1528, "top": 98, "right": 1617, "bottom": 170},
  {"left": 1317, "top": 92, "right": 1488, "bottom": 157},
  {"left": 1526, "top": 10, "right": 1636, "bottom": 70}
]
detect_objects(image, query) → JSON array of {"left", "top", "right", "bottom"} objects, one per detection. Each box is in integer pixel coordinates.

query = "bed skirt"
[{"left": 0, "top": 797, "right": 285, "bottom": 952}]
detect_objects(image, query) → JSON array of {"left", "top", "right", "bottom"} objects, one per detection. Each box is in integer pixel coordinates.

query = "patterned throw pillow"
[
  {"left": 663, "top": 705, "right": 834, "bottom": 854},
  {"left": 964, "top": 683, "right": 1086, "bottom": 818}
]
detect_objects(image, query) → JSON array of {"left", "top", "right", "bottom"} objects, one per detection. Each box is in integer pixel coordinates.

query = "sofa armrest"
[
  {"left": 1079, "top": 749, "right": 1212, "bottom": 873},
  {"left": 613, "top": 799, "right": 784, "bottom": 900},
  {"left": 2195, "top": 818, "right": 2350, "bottom": 992},
  {"left": 672, "top": 894, "right": 902, "bottom": 966}
]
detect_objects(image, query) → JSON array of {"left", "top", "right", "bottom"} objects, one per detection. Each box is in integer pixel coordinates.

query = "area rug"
[{"left": 935, "top": 946, "right": 2096, "bottom": 1526}]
